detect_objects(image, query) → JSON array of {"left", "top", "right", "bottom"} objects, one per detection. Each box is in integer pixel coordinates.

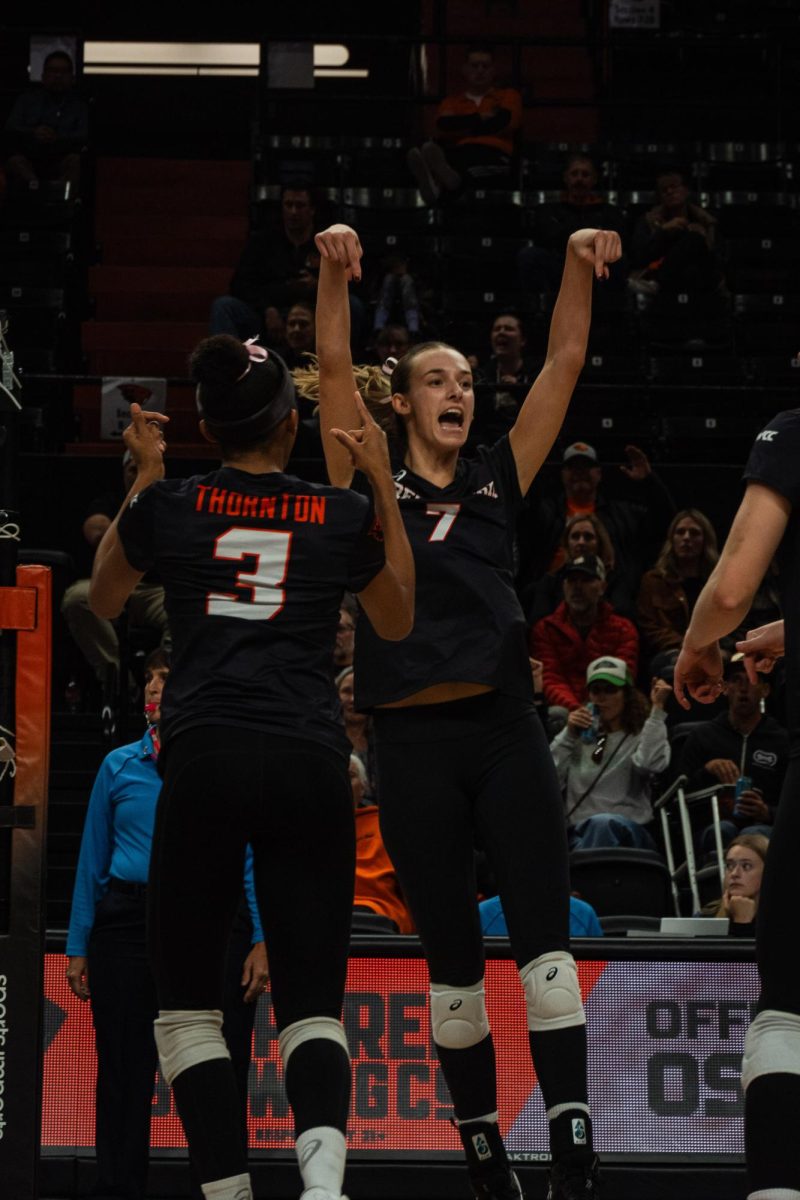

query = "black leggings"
[
  {"left": 148, "top": 726, "right": 354, "bottom": 1032},
  {"left": 756, "top": 755, "right": 800, "bottom": 1013},
  {"left": 373, "top": 691, "right": 570, "bottom": 985}
]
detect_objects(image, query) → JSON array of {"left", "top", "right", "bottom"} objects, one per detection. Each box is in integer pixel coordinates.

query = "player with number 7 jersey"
[
  {"left": 87, "top": 334, "right": 414, "bottom": 1200},
  {"left": 314, "top": 222, "right": 622, "bottom": 1200}
]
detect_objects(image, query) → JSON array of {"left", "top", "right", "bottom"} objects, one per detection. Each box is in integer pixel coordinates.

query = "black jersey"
[
  {"left": 353, "top": 433, "right": 533, "bottom": 709},
  {"left": 743, "top": 409, "right": 800, "bottom": 753},
  {"left": 118, "top": 466, "right": 385, "bottom": 755}
]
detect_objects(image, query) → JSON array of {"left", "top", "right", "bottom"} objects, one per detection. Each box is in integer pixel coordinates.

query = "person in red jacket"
[{"left": 531, "top": 554, "right": 639, "bottom": 712}]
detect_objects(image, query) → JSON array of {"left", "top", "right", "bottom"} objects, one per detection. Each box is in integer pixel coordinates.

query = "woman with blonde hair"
[
  {"left": 701, "top": 833, "right": 768, "bottom": 936},
  {"left": 636, "top": 508, "right": 719, "bottom": 659}
]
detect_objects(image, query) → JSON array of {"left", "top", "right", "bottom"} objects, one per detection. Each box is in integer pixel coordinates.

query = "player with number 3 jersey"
[
  {"left": 88, "top": 335, "right": 414, "bottom": 1200},
  {"left": 314, "top": 222, "right": 621, "bottom": 1200}
]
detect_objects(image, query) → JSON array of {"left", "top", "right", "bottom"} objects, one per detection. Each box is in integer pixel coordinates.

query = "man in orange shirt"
[{"left": 407, "top": 45, "right": 522, "bottom": 204}]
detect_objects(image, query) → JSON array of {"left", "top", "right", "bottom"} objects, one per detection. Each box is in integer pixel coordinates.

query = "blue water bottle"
[
  {"left": 733, "top": 775, "right": 752, "bottom": 818},
  {"left": 581, "top": 702, "right": 600, "bottom": 743}
]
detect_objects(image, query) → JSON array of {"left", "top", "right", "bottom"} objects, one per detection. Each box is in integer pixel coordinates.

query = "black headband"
[{"left": 196, "top": 349, "right": 297, "bottom": 440}]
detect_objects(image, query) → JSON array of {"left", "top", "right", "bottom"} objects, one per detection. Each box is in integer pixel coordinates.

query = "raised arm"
[
  {"left": 333, "top": 394, "right": 415, "bottom": 641},
  {"left": 509, "top": 228, "right": 622, "bottom": 496},
  {"left": 674, "top": 482, "right": 790, "bottom": 707},
  {"left": 315, "top": 224, "right": 364, "bottom": 488},
  {"left": 89, "top": 405, "right": 167, "bottom": 618}
]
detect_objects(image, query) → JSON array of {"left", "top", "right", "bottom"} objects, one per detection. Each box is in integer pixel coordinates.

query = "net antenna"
[{"left": 0, "top": 309, "right": 23, "bottom": 413}]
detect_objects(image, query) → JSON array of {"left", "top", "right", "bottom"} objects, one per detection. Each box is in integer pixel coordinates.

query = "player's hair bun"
[{"left": 189, "top": 334, "right": 250, "bottom": 388}]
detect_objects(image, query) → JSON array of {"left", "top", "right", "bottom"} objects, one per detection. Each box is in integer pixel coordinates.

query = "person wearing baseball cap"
[
  {"left": 516, "top": 437, "right": 675, "bottom": 618},
  {"left": 548, "top": 656, "right": 672, "bottom": 849},
  {"left": 531, "top": 555, "right": 639, "bottom": 715}
]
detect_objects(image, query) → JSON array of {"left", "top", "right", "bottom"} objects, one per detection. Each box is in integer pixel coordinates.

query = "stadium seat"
[{"left": 568, "top": 849, "right": 672, "bottom": 920}]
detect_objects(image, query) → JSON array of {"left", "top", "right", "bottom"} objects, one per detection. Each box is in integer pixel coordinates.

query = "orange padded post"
[{"left": 0, "top": 564, "right": 52, "bottom": 1200}]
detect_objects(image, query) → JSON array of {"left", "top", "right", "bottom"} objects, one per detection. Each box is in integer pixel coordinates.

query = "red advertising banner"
[{"left": 42, "top": 952, "right": 757, "bottom": 1159}]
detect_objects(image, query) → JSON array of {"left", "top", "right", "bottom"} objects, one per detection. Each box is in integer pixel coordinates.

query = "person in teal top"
[
  {"left": 480, "top": 894, "right": 604, "bottom": 939},
  {"left": 66, "top": 650, "right": 267, "bottom": 1200}
]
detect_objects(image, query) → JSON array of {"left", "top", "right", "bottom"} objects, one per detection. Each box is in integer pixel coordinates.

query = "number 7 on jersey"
[{"left": 426, "top": 503, "right": 461, "bottom": 542}]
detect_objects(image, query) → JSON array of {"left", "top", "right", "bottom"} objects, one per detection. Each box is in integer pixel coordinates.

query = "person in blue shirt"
[
  {"left": 479, "top": 894, "right": 604, "bottom": 940},
  {"left": 66, "top": 650, "right": 267, "bottom": 1200}
]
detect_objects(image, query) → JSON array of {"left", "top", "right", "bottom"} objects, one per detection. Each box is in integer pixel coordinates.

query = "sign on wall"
[{"left": 42, "top": 954, "right": 756, "bottom": 1158}]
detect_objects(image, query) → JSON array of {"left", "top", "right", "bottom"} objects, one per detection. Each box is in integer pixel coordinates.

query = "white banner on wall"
[{"left": 609, "top": 0, "right": 661, "bottom": 30}]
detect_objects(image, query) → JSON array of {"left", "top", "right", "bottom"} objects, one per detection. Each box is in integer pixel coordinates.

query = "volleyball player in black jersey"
[
  {"left": 313, "top": 223, "right": 621, "bottom": 1199},
  {"left": 87, "top": 335, "right": 414, "bottom": 1200},
  {"left": 675, "top": 409, "right": 800, "bottom": 1200}
]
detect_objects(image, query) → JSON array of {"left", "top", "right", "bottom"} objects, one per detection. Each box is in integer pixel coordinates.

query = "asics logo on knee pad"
[
  {"left": 430, "top": 981, "right": 490, "bottom": 1049},
  {"left": 299, "top": 1139, "right": 322, "bottom": 1167},
  {"left": 520, "top": 952, "right": 585, "bottom": 1033}
]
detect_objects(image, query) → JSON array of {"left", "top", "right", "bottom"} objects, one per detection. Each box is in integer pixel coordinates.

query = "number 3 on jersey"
[
  {"left": 207, "top": 527, "right": 293, "bottom": 620},
  {"left": 426, "top": 503, "right": 461, "bottom": 542}
]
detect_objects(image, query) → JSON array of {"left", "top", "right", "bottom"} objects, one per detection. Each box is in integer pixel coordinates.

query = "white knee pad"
[
  {"left": 153, "top": 1009, "right": 229, "bottom": 1086},
  {"left": 520, "top": 952, "right": 585, "bottom": 1033},
  {"left": 430, "top": 979, "right": 490, "bottom": 1049},
  {"left": 278, "top": 1016, "right": 350, "bottom": 1069},
  {"left": 741, "top": 1010, "right": 800, "bottom": 1092}
]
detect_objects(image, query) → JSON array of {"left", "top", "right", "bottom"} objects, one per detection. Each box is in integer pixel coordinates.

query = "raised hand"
[
  {"left": 315, "top": 224, "right": 363, "bottom": 283},
  {"left": 650, "top": 677, "right": 672, "bottom": 709},
  {"left": 567, "top": 229, "right": 623, "bottom": 280},
  {"left": 122, "top": 403, "right": 168, "bottom": 481},
  {"left": 330, "top": 392, "right": 392, "bottom": 483},
  {"left": 620, "top": 443, "right": 652, "bottom": 481}
]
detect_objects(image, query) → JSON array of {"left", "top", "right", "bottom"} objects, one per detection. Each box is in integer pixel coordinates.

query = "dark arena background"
[{"left": 1, "top": 0, "right": 798, "bottom": 1196}]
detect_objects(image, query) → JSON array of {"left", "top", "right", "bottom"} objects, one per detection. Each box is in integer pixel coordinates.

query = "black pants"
[
  {"left": 373, "top": 692, "right": 570, "bottom": 985},
  {"left": 756, "top": 755, "right": 800, "bottom": 1012},
  {"left": 87, "top": 885, "right": 256, "bottom": 1200},
  {"left": 148, "top": 726, "right": 354, "bottom": 1030}
]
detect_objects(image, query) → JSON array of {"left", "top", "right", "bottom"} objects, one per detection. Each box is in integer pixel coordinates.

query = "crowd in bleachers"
[{"left": 2, "top": 43, "right": 794, "bottom": 937}]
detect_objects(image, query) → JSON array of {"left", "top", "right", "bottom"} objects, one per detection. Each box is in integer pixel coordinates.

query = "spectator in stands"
[
  {"left": 677, "top": 655, "right": 790, "bottom": 849},
  {"left": 406, "top": 44, "right": 522, "bottom": 204},
  {"left": 527, "top": 511, "right": 622, "bottom": 624},
  {"left": 531, "top": 554, "right": 639, "bottom": 714},
  {"left": 351, "top": 755, "right": 414, "bottom": 934},
  {"left": 518, "top": 439, "right": 675, "bottom": 618},
  {"left": 61, "top": 449, "right": 169, "bottom": 709},
  {"left": 373, "top": 255, "right": 421, "bottom": 337},
  {"left": 334, "top": 599, "right": 357, "bottom": 672},
  {"left": 479, "top": 310, "right": 536, "bottom": 385},
  {"left": 518, "top": 154, "right": 626, "bottom": 294},
  {"left": 210, "top": 182, "right": 365, "bottom": 349},
  {"left": 4, "top": 49, "right": 88, "bottom": 190},
  {"left": 629, "top": 168, "right": 721, "bottom": 296},
  {"left": 636, "top": 509, "right": 719, "bottom": 664},
  {"left": 700, "top": 833, "right": 767, "bottom": 936},
  {"left": 550, "top": 659, "right": 671, "bottom": 849},
  {"left": 282, "top": 300, "right": 316, "bottom": 368},
  {"left": 65, "top": 651, "right": 266, "bottom": 1200},
  {"left": 337, "top": 665, "right": 376, "bottom": 796},
  {"left": 371, "top": 323, "right": 412, "bottom": 366},
  {"left": 209, "top": 181, "right": 316, "bottom": 345},
  {"left": 481, "top": 891, "right": 604, "bottom": 938}
]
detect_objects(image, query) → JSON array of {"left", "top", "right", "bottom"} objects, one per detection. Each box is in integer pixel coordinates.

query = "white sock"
[
  {"left": 748, "top": 1191, "right": 800, "bottom": 1199},
  {"left": 201, "top": 1174, "right": 252, "bottom": 1200},
  {"left": 296, "top": 1126, "right": 347, "bottom": 1196}
]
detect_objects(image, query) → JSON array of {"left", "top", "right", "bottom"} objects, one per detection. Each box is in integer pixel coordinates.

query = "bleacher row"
[{"left": 1, "top": 139, "right": 799, "bottom": 460}]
